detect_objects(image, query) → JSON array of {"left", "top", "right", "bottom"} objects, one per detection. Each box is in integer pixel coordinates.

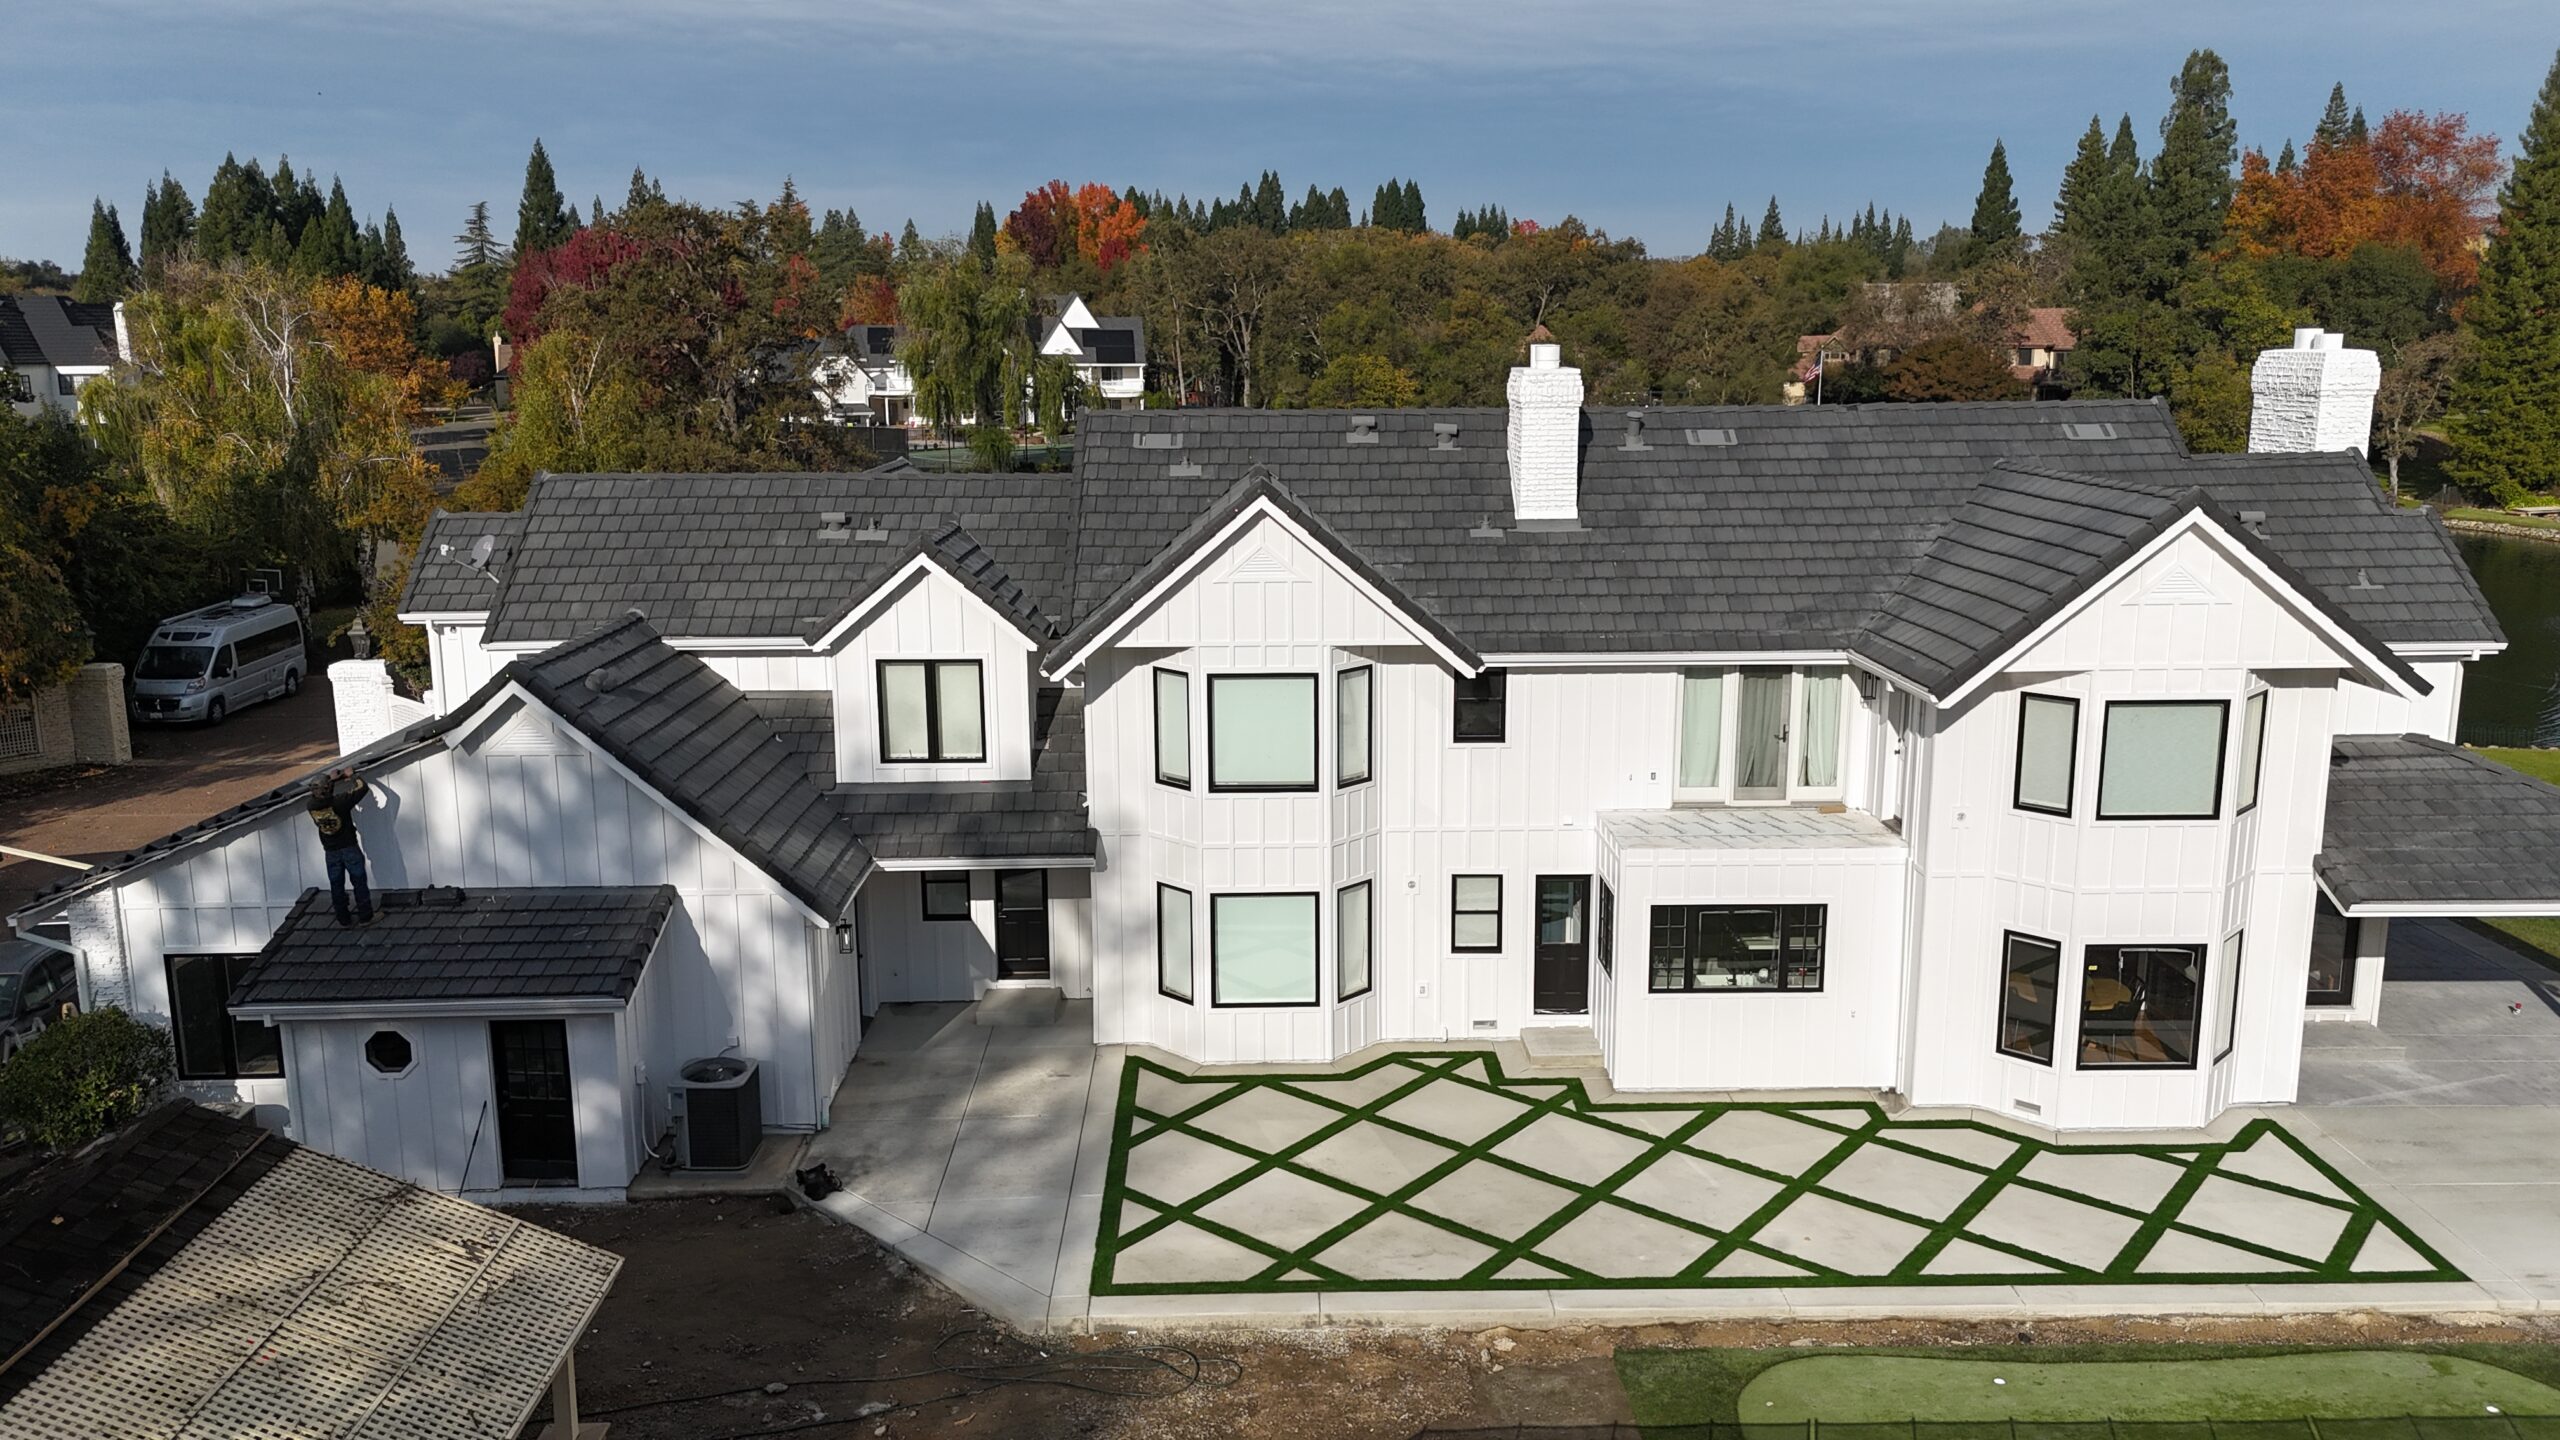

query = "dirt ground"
[{"left": 517, "top": 1196, "right": 2560, "bottom": 1440}]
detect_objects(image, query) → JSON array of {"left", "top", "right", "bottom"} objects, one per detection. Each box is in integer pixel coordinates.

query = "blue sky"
[{"left": 8, "top": 1, "right": 2553, "bottom": 269}]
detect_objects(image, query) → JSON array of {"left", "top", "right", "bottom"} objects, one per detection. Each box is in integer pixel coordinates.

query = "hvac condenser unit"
[{"left": 675, "top": 1056, "right": 763, "bottom": 1170}]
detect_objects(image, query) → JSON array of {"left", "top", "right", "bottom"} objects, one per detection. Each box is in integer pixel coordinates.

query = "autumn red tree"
[
  {"left": 2223, "top": 111, "right": 2501, "bottom": 290},
  {"left": 500, "top": 226, "right": 647, "bottom": 346},
  {"left": 1002, "top": 181, "right": 1078, "bottom": 269}
]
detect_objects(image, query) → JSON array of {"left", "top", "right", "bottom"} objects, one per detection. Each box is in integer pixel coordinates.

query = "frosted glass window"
[
  {"left": 2097, "top": 701, "right": 2228, "bottom": 820},
  {"left": 1154, "top": 668, "right": 1190, "bottom": 787},
  {"left": 2216, "top": 930, "right": 2244, "bottom": 1061},
  {"left": 1158, "top": 884, "right": 1194, "bottom": 1002},
  {"left": 1208, "top": 674, "right": 1317, "bottom": 791},
  {"left": 1337, "top": 666, "right": 1373, "bottom": 786},
  {"left": 1337, "top": 880, "right": 1372, "bottom": 1000},
  {"left": 2013, "top": 693, "right": 2079, "bottom": 815},
  {"left": 1211, "top": 893, "right": 1318, "bottom": 1006},
  {"left": 1451, "top": 874, "right": 1502, "bottom": 952},
  {"left": 2235, "top": 690, "right": 2268, "bottom": 813},
  {"left": 1677, "top": 670, "right": 1723, "bottom": 789},
  {"left": 878, "top": 660, "right": 984, "bottom": 763},
  {"left": 1797, "top": 668, "right": 1843, "bottom": 788}
]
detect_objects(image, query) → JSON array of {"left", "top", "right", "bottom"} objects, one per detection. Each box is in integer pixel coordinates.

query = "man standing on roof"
[{"left": 306, "top": 766, "right": 374, "bottom": 926}]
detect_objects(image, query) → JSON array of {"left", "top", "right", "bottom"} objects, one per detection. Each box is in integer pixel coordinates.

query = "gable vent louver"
[
  {"left": 1135, "top": 432, "right": 1183, "bottom": 450},
  {"left": 1346, "top": 415, "right": 1379, "bottom": 445},
  {"left": 2060, "top": 422, "right": 2119, "bottom": 442},
  {"left": 1683, "top": 427, "right": 1738, "bottom": 447}
]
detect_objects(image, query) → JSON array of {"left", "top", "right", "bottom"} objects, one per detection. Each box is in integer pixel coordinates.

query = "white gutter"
[
  {"left": 869, "top": 855, "right": 1099, "bottom": 872},
  {"left": 232, "top": 995, "right": 630, "bottom": 1023}
]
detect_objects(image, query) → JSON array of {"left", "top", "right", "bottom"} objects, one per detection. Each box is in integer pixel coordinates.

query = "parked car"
[
  {"left": 0, "top": 939, "right": 77, "bottom": 1062},
  {"left": 130, "top": 595, "right": 306, "bottom": 726}
]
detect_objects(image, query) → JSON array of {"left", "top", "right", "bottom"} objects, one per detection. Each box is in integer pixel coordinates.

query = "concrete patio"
[{"left": 795, "top": 941, "right": 2560, "bottom": 1333}]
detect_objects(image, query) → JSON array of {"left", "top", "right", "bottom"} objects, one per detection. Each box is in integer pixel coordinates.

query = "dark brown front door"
[
  {"left": 1534, "top": 875, "right": 1591, "bottom": 1014},
  {"left": 490, "top": 1019, "right": 578, "bottom": 1184},
  {"left": 2308, "top": 895, "right": 2358, "bottom": 1007},
  {"left": 995, "top": 869, "right": 1051, "bottom": 980}
]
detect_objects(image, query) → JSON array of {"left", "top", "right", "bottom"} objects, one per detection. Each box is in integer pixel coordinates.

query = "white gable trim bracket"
[
  {"left": 807, "top": 553, "right": 1042, "bottom": 655},
  {"left": 1937, "top": 510, "right": 2427, "bottom": 710},
  {"left": 1041, "top": 495, "right": 1481, "bottom": 682}
]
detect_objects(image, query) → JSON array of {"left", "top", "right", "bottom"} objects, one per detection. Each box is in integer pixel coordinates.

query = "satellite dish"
[{"left": 462, "top": 534, "right": 497, "bottom": 572}]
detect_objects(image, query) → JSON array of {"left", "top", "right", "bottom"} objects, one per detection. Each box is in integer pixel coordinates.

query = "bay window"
[
  {"left": 1158, "top": 884, "right": 1194, "bottom": 1002},
  {"left": 2096, "top": 700, "right": 2228, "bottom": 820},
  {"left": 1211, "top": 892, "right": 1318, "bottom": 1007},
  {"left": 2216, "top": 930, "right": 2244, "bottom": 1061},
  {"left": 1337, "top": 880, "right": 1372, "bottom": 1000},
  {"left": 1997, "top": 931, "right": 2061, "bottom": 1064},
  {"left": 2077, "top": 943, "right": 2204, "bottom": 1069},
  {"left": 2013, "top": 692, "right": 2079, "bottom": 816},
  {"left": 878, "top": 659, "right": 985, "bottom": 763},
  {"left": 1208, "top": 674, "right": 1317, "bottom": 791},
  {"left": 2235, "top": 689, "right": 2268, "bottom": 814},
  {"left": 1154, "top": 668, "right": 1191, "bottom": 788},
  {"left": 1337, "top": 666, "right": 1372, "bottom": 787}
]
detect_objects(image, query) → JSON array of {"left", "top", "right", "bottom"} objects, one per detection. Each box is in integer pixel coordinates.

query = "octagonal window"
[{"left": 364, "top": 1030, "right": 414, "bottom": 1075}]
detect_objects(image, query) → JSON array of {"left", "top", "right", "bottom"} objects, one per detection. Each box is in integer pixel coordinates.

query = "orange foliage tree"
[
  {"left": 2223, "top": 111, "right": 2501, "bottom": 290},
  {"left": 310, "top": 276, "right": 465, "bottom": 422},
  {"left": 1003, "top": 181, "right": 1148, "bottom": 273}
]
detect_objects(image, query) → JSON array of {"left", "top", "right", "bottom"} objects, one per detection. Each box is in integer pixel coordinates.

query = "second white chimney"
[
  {"left": 2248, "top": 327, "right": 2381, "bottom": 457},
  {"left": 1506, "top": 341, "right": 1584, "bottom": 521}
]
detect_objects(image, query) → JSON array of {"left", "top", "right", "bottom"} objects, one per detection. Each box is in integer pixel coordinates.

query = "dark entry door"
[
  {"left": 2307, "top": 895, "right": 2358, "bottom": 1007},
  {"left": 995, "top": 869, "right": 1051, "bottom": 980},
  {"left": 490, "top": 1019, "right": 578, "bottom": 1184},
  {"left": 1534, "top": 875, "right": 1591, "bottom": 1014}
]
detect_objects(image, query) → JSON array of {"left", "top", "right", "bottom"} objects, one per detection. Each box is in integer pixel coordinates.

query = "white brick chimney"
[
  {"left": 2248, "top": 327, "right": 2381, "bottom": 457},
  {"left": 1506, "top": 341, "right": 1584, "bottom": 521}
]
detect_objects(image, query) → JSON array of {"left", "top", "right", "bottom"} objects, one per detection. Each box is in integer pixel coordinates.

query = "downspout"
[{"left": 1891, "top": 697, "right": 1934, "bottom": 1103}]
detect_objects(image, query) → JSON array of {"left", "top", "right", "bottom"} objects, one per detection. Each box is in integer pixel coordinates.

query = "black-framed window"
[
  {"left": 2216, "top": 930, "right": 2244, "bottom": 1061},
  {"left": 1453, "top": 668, "right": 1506, "bottom": 743},
  {"left": 920, "top": 871, "right": 971, "bottom": 921},
  {"left": 878, "top": 659, "right": 986, "bottom": 763},
  {"left": 2013, "top": 693, "right": 2079, "bottom": 816},
  {"left": 1451, "top": 874, "right": 1502, "bottom": 952},
  {"left": 1207, "top": 673, "right": 1317, "bottom": 792},
  {"left": 1648, "top": 905, "right": 1827, "bottom": 993},
  {"left": 1998, "top": 930, "right": 2062, "bottom": 1065},
  {"left": 1337, "top": 880, "right": 1373, "bottom": 1001},
  {"left": 2235, "top": 689, "right": 2269, "bottom": 814},
  {"left": 2077, "top": 943, "right": 2205, "bottom": 1069},
  {"left": 1154, "top": 667, "right": 1191, "bottom": 789},
  {"left": 2308, "top": 896, "right": 2358, "bottom": 1007},
  {"left": 1210, "top": 892, "right": 1319, "bottom": 1007},
  {"left": 1158, "top": 883, "right": 1195, "bottom": 1002},
  {"left": 1597, "top": 879, "right": 1616, "bottom": 976},
  {"left": 2096, "top": 700, "right": 2228, "bottom": 821},
  {"left": 1336, "top": 665, "right": 1373, "bottom": 787},
  {"left": 166, "top": 954, "right": 283, "bottom": 1080}
]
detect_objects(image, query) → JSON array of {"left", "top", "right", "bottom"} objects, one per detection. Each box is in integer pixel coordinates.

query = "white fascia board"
[
  {"left": 2389, "top": 641, "right": 2506, "bottom": 660},
  {"left": 235, "top": 995, "right": 628, "bottom": 1023},
  {"left": 1481, "top": 650, "right": 1939, "bottom": 703},
  {"left": 808, "top": 553, "right": 1039, "bottom": 655},
  {"left": 870, "top": 855, "right": 1098, "bottom": 872},
  {"left": 396, "top": 609, "right": 492, "bottom": 625},
  {"left": 2317, "top": 869, "right": 2560, "bottom": 919},
  {"left": 1043, "top": 495, "right": 1478, "bottom": 681},
  {"left": 1938, "top": 511, "right": 2423, "bottom": 709},
  {"left": 481, "top": 634, "right": 812, "bottom": 656},
  {"left": 497, "top": 684, "right": 836, "bottom": 927}
]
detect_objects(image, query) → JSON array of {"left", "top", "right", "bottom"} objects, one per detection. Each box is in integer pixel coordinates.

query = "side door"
[
  {"left": 993, "top": 869, "right": 1051, "bottom": 981},
  {"left": 1532, "top": 875, "right": 1592, "bottom": 1014},
  {"left": 489, "top": 1019, "right": 580, "bottom": 1185}
]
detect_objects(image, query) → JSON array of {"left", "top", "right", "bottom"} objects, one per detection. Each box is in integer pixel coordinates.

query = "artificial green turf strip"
[
  {"left": 1091, "top": 1052, "right": 2465, "bottom": 1295},
  {"left": 1735, "top": 1352, "right": 2560, "bottom": 1422}
]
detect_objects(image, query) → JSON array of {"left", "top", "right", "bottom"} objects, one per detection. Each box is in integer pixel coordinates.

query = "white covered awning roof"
[{"left": 1600, "top": 805, "right": 1905, "bottom": 853}]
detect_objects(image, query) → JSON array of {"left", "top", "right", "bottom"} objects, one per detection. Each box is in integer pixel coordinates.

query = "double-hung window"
[
  {"left": 1154, "top": 668, "right": 1191, "bottom": 788},
  {"left": 1208, "top": 674, "right": 1317, "bottom": 791},
  {"left": 1997, "top": 931, "right": 2061, "bottom": 1064},
  {"left": 167, "top": 954, "right": 284, "bottom": 1080},
  {"left": 2234, "top": 689, "right": 2269, "bottom": 814},
  {"left": 1211, "top": 892, "right": 1318, "bottom": 1006},
  {"left": 1648, "top": 905, "right": 1826, "bottom": 992},
  {"left": 1453, "top": 669, "right": 1506, "bottom": 743},
  {"left": 1450, "top": 875, "right": 1502, "bottom": 952},
  {"left": 878, "top": 659, "right": 985, "bottom": 763},
  {"left": 1336, "top": 666, "right": 1372, "bottom": 787},
  {"left": 1158, "top": 884, "right": 1195, "bottom": 1002},
  {"left": 2096, "top": 700, "right": 2228, "bottom": 820},
  {"left": 1336, "top": 880, "right": 1373, "bottom": 1000},
  {"left": 2013, "top": 693, "right": 2079, "bottom": 816},
  {"left": 2077, "top": 943, "right": 2205, "bottom": 1069}
]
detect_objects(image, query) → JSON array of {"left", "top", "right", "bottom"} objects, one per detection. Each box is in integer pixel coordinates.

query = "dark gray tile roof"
[
  {"left": 0, "top": 294, "right": 115, "bottom": 369},
  {"left": 399, "top": 510, "right": 524, "bottom": 614},
  {"left": 844, "top": 686, "right": 1097, "bottom": 860},
  {"left": 516, "top": 616, "right": 874, "bottom": 915},
  {"left": 744, "top": 691, "right": 836, "bottom": 787},
  {"left": 233, "top": 885, "right": 677, "bottom": 1007},
  {"left": 929, "top": 520, "right": 1056, "bottom": 642},
  {"left": 480, "top": 472, "right": 1077, "bottom": 645},
  {"left": 2320, "top": 736, "right": 2560, "bottom": 912}
]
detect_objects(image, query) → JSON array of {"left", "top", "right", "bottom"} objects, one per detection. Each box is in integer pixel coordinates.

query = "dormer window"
[{"left": 878, "top": 660, "right": 985, "bottom": 763}]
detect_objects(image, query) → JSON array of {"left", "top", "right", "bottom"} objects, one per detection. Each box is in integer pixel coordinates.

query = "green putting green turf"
[{"left": 1728, "top": 1352, "right": 2560, "bottom": 1421}]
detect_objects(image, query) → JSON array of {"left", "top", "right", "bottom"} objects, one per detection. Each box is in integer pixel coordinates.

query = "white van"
[{"left": 130, "top": 596, "right": 307, "bottom": 725}]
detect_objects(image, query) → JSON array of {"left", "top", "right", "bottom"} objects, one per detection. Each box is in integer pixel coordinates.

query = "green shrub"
[{"left": 0, "top": 1008, "right": 176, "bottom": 1152}]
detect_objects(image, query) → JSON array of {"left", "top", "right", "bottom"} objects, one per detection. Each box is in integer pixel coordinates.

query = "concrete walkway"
[{"left": 800, "top": 990, "right": 2560, "bottom": 1334}]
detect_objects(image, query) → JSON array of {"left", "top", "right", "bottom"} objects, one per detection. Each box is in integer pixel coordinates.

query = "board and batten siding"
[
  {"left": 2333, "top": 659, "right": 2465, "bottom": 743},
  {"left": 1904, "top": 526, "right": 2357, "bottom": 1130},
  {"left": 859, "top": 866, "right": 1094, "bottom": 1006},
  {"left": 90, "top": 695, "right": 853, "bottom": 1135},
  {"left": 826, "top": 565, "right": 1036, "bottom": 786}
]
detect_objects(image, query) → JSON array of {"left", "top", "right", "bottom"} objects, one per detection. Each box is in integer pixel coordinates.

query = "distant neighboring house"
[
  {"left": 1788, "top": 303, "right": 2078, "bottom": 402},
  {"left": 814, "top": 322, "right": 916, "bottom": 426},
  {"left": 0, "top": 294, "right": 125, "bottom": 419},
  {"left": 1038, "top": 294, "right": 1146, "bottom": 408}
]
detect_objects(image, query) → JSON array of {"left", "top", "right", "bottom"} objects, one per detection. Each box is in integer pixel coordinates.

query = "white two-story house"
[
  {"left": 1040, "top": 295, "right": 1146, "bottom": 408},
  {"left": 15, "top": 328, "right": 2558, "bottom": 1203},
  {"left": 2, "top": 294, "right": 124, "bottom": 418}
]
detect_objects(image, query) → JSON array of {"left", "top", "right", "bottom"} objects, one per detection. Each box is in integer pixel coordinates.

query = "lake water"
[{"left": 2456, "top": 533, "right": 2560, "bottom": 747}]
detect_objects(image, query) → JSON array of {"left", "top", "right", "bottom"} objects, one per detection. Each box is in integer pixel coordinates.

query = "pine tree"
[
  {"left": 2315, "top": 83, "right": 2353, "bottom": 148},
  {"left": 514, "top": 138, "right": 571, "bottom": 258},
  {"left": 2108, "top": 114, "right": 2141, "bottom": 173},
  {"left": 196, "top": 153, "right": 270, "bottom": 263},
  {"left": 2451, "top": 48, "right": 2560, "bottom": 504},
  {"left": 247, "top": 217, "right": 290, "bottom": 270},
  {"left": 1888, "top": 216, "right": 1915, "bottom": 277},
  {"left": 1327, "top": 187, "right": 1351, "bottom": 228},
  {"left": 2347, "top": 107, "right": 2369, "bottom": 146},
  {"left": 898, "top": 219, "right": 924, "bottom": 263},
  {"left": 2055, "top": 116, "right": 2109, "bottom": 232},
  {"left": 139, "top": 172, "right": 194, "bottom": 283},
  {"left": 294, "top": 177, "right": 362, "bottom": 277},
  {"left": 456, "top": 201, "right": 502, "bottom": 271},
  {"left": 969, "top": 202, "right": 998, "bottom": 270},
  {"left": 591, "top": 196, "right": 604, "bottom": 229},
  {"left": 2276, "top": 140, "right": 2298, "bottom": 175},
  {"left": 1249, "top": 170, "right": 1287, "bottom": 232},
  {"left": 564, "top": 202, "right": 583, "bottom": 230},
  {"left": 272, "top": 157, "right": 315, "bottom": 246},
  {"left": 1968, "top": 139, "right": 2023, "bottom": 264},
  {"left": 73, "top": 201, "right": 137, "bottom": 301},
  {"left": 379, "top": 207, "right": 412, "bottom": 289},
  {"left": 1756, "top": 196, "right": 1785, "bottom": 248},
  {"left": 2150, "top": 49, "right": 2238, "bottom": 260},
  {"left": 624, "top": 166, "right": 664, "bottom": 215},
  {"left": 1402, "top": 179, "right": 1425, "bottom": 233}
]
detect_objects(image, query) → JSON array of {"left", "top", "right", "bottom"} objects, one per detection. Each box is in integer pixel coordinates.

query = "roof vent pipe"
[
  {"left": 1432, "top": 422, "right": 1460, "bottom": 451},
  {"left": 1620, "top": 411, "right": 1649, "bottom": 451},
  {"left": 1506, "top": 341, "right": 1583, "bottom": 520},
  {"left": 1347, "top": 415, "right": 1379, "bottom": 444}
]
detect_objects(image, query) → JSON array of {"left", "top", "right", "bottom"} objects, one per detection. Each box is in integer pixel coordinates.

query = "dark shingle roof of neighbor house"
[
  {"left": 400, "top": 510, "right": 525, "bottom": 613},
  {"left": 849, "top": 686, "right": 1098, "bottom": 859},
  {"left": 2319, "top": 736, "right": 2560, "bottom": 913},
  {"left": 0, "top": 294, "right": 116, "bottom": 369},
  {"left": 514, "top": 616, "right": 874, "bottom": 915},
  {"left": 232, "top": 885, "right": 678, "bottom": 1009}
]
